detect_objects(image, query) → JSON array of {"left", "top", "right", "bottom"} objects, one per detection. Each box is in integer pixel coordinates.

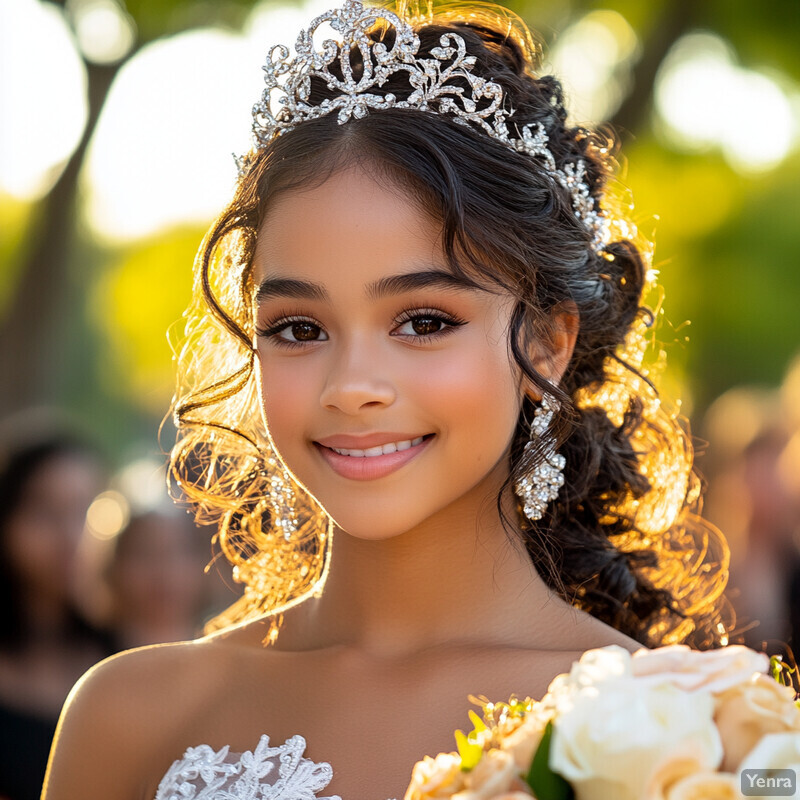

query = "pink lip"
[
  {"left": 315, "top": 432, "right": 427, "bottom": 449},
  {"left": 313, "top": 435, "right": 433, "bottom": 481}
]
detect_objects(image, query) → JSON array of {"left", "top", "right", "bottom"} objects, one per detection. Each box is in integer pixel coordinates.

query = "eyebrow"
[{"left": 256, "top": 269, "right": 486, "bottom": 303}]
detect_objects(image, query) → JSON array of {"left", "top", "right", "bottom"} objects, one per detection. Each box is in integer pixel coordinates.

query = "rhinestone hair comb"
[{"left": 246, "top": 0, "right": 610, "bottom": 253}]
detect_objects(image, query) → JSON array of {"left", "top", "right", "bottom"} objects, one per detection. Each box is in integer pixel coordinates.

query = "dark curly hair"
[{"left": 169, "top": 2, "right": 731, "bottom": 648}]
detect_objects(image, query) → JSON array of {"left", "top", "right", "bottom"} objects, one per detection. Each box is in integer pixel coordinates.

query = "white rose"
[
  {"left": 631, "top": 645, "right": 769, "bottom": 694},
  {"left": 540, "top": 645, "right": 633, "bottom": 716},
  {"left": 548, "top": 678, "right": 723, "bottom": 800},
  {"left": 714, "top": 673, "right": 800, "bottom": 772}
]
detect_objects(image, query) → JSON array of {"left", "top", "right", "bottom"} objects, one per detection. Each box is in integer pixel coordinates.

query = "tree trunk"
[
  {"left": 0, "top": 60, "right": 120, "bottom": 416},
  {"left": 609, "top": 0, "right": 697, "bottom": 138}
]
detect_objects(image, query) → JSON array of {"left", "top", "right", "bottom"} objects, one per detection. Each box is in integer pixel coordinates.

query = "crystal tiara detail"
[{"left": 247, "top": 0, "right": 610, "bottom": 253}]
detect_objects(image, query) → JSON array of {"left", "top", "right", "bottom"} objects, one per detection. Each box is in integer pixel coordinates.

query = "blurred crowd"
[
  {"left": 700, "top": 354, "right": 800, "bottom": 657},
  {"left": 0, "top": 413, "right": 240, "bottom": 800},
  {"left": 1, "top": 355, "right": 800, "bottom": 799}
]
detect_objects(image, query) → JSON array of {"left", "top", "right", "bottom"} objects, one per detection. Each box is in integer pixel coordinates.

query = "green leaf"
[{"left": 525, "top": 721, "right": 575, "bottom": 800}]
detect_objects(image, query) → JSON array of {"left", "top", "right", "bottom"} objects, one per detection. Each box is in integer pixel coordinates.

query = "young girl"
[{"left": 43, "top": 1, "right": 730, "bottom": 797}]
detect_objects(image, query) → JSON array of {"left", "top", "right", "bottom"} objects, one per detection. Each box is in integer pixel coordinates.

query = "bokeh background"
[{"left": 2, "top": 0, "right": 800, "bottom": 688}]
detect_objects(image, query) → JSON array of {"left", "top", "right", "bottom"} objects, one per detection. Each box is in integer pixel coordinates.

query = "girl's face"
[{"left": 253, "top": 165, "right": 527, "bottom": 540}]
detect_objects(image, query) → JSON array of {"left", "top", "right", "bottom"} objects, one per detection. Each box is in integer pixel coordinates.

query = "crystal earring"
[
  {"left": 514, "top": 393, "right": 566, "bottom": 522},
  {"left": 263, "top": 454, "right": 298, "bottom": 541}
]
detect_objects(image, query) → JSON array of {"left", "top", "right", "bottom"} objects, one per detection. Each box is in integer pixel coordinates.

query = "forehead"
[{"left": 253, "top": 166, "right": 444, "bottom": 287}]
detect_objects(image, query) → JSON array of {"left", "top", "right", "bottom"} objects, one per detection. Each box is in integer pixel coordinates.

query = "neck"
[{"left": 287, "top": 470, "right": 570, "bottom": 657}]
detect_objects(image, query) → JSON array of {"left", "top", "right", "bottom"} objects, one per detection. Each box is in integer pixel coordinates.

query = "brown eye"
[
  {"left": 393, "top": 310, "right": 466, "bottom": 340},
  {"left": 410, "top": 317, "right": 443, "bottom": 335},
  {"left": 257, "top": 317, "right": 328, "bottom": 345},
  {"left": 290, "top": 322, "right": 322, "bottom": 341}
]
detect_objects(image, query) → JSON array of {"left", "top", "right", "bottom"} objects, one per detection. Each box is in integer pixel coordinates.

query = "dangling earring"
[
  {"left": 263, "top": 454, "right": 298, "bottom": 540},
  {"left": 514, "top": 393, "right": 566, "bottom": 522}
]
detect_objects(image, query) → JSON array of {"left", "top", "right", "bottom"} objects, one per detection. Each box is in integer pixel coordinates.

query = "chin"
[{"left": 328, "top": 512, "right": 422, "bottom": 541}]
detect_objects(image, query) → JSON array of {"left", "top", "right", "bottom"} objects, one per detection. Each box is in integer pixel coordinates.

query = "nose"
[{"left": 319, "top": 339, "right": 397, "bottom": 415}]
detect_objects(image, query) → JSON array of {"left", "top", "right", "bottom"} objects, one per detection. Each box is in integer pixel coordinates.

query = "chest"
[{"left": 149, "top": 646, "right": 576, "bottom": 800}]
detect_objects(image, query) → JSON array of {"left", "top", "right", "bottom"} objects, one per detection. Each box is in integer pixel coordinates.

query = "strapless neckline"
[{"left": 154, "top": 733, "right": 398, "bottom": 800}]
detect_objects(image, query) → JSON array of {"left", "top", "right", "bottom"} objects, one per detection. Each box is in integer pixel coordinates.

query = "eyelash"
[
  {"left": 392, "top": 307, "right": 467, "bottom": 342},
  {"left": 256, "top": 307, "right": 467, "bottom": 348}
]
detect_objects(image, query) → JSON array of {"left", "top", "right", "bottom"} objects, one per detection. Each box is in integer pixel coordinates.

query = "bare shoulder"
[
  {"left": 43, "top": 636, "right": 245, "bottom": 800},
  {"left": 536, "top": 591, "right": 646, "bottom": 656},
  {"left": 572, "top": 614, "right": 645, "bottom": 654}
]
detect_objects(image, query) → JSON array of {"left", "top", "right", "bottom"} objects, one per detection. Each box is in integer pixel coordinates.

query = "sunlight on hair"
[
  {"left": 545, "top": 10, "right": 640, "bottom": 124},
  {"left": 86, "top": 489, "right": 130, "bottom": 540},
  {"left": 655, "top": 32, "right": 797, "bottom": 173},
  {"left": 0, "top": 0, "right": 87, "bottom": 199},
  {"left": 575, "top": 235, "right": 730, "bottom": 642}
]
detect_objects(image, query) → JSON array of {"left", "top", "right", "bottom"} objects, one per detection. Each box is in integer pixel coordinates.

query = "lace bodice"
[
  {"left": 154, "top": 734, "right": 399, "bottom": 800},
  {"left": 154, "top": 734, "right": 342, "bottom": 800}
]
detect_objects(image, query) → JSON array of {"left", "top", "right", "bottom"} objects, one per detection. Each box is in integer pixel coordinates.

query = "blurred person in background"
[
  {"left": 0, "top": 431, "right": 112, "bottom": 800},
  {"left": 701, "top": 367, "right": 800, "bottom": 657},
  {"left": 104, "top": 510, "right": 210, "bottom": 650}
]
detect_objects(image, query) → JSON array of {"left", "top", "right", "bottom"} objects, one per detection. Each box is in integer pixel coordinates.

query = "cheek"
[
  {"left": 257, "top": 356, "right": 317, "bottom": 461},
  {"left": 417, "top": 336, "right": 521, "bottom": 424}
]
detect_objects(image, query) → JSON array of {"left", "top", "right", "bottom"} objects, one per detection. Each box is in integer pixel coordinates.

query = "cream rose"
[
  {"left": 644, "top": 742, "right": 722, "bottom": 800},
  {"left": 664, "top": 772, "right": 742, "bottom": 800},
  {"left": 452, "top": 749, "right": 518, "bottom": 800},
  {"left": 737, "top": 730, "right": 800, "bottom": 773},
  {"left": 714, "top": 672, "right": 800, "bottom": 771},
  {"left": 548, "top": 677, "right": 723, "bottom": 800},
  {"left": 631, "top": 644, "right": 769, "bottom": 694},
  {"left": 404, "top": 752, "right": 464, "bottom": 799},
  {"left": 498, "top": 711, "right": 548, "bottom": 771},
  {"left": 484, "top": 794, "right": 533, "bottom": 800}
]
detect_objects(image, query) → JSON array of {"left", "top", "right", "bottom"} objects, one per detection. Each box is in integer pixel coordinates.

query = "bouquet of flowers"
[{"left": 403, "top": 645, "right": 800, "bottom": 800}]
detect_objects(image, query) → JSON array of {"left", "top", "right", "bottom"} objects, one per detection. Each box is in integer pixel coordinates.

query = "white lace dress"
[{"left": 154, "top": 734, "right": 397, "bottom": 800}]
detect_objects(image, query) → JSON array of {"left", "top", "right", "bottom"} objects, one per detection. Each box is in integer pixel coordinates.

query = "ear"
[{"left": 522, "top": 301, "right": 579, "bottom": 401}]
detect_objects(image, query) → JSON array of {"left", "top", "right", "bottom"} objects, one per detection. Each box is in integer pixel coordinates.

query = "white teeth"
[{"left": 329, "top": 436, "right": 427, "bottom": 457}]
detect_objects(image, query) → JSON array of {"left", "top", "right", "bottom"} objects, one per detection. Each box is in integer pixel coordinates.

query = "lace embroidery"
[{"left": 154, "top": 734, "right": 342, "bottom": 800}]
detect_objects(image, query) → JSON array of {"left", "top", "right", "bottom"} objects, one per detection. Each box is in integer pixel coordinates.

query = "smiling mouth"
[
  {"left": 312, "top": 434, "right": 435, "bottom": 480},
  {"left": 326, "top": 436, "right": 427, "bottom": 458}
]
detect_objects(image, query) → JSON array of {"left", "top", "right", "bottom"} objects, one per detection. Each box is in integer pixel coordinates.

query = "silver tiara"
[{"left": 248, "top": 0, "right": 610, "bottom": 253}]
